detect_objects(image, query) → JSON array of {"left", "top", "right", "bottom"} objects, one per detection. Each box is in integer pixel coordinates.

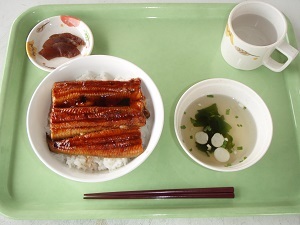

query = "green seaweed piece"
[
  {"left": 191, "top": 104, "right": 231, "bottom": 134},
  {"left": 191, "top": 103, "right": 235, "bottom": 155}
]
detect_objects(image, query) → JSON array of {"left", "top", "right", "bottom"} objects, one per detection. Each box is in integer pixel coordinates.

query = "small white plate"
[{"left": 26, "top": 15, "right": 94, "bottom": 72}]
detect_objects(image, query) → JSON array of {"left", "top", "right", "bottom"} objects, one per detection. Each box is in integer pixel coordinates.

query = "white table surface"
[{"left": 1, "top": 0, "right": 300, "bottom": 224}]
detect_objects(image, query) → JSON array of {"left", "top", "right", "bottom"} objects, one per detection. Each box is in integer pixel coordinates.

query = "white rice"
[
  {"left": 52, "top": 71, "right": 149, "bottom": 172},
  {"left": 53, "top": 153, "right": 131, "bottom": 172}
]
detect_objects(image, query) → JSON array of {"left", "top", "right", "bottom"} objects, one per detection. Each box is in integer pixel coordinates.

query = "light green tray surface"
[{"left": 1, "top": 3, "right": 300, "bottom": 219}]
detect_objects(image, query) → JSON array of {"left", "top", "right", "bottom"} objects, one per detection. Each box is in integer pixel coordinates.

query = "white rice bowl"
[{"left": 27, "top": 55, "right": 164, "bottom": 182}]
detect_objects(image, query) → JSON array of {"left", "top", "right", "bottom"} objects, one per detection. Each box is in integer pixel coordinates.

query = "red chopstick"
[{"left": 83, "top": 187, "right": 234, "bottom": 199}]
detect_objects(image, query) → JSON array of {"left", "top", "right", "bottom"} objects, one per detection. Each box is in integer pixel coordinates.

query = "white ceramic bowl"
[
  {"left": 27, "top": 55, "right": 164, "bottom": 182},
  {"left": 26, "top": 15, "right": 94, "bottom": 72},
  {"left": 174, "top": 78, "right": 273, "bottom": 172}
]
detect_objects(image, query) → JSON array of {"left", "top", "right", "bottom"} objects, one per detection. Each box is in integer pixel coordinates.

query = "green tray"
[{"left": 1, "top": 3, "right": 300, "bottom": 219}]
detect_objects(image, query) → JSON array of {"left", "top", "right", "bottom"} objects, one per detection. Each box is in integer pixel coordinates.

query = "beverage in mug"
[{"left": 221, "top": 1, "right": 298, "bottom": 72}]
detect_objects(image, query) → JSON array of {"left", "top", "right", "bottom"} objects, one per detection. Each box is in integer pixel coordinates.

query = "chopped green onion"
[
  {"left": 203, "top": 126, "right": 212, "bottom": 132},
  {"left": 239, "top": 156, "right": 247, "bottom": 163},
  {"left": 237, "top": 146, "right": 243, "bottom": 150},
  {"left": 207, "top": 95, "right": 214, "bottom": 98},
  {"left": 226, "top": 109, "right": 230, "bottom": 115},
  {"left": 221, "top": 140, "right": 228, "bottom": 148},
  {"left": 180, "top": 125, "right": 186, "bottom": 129},
  {"left": 190, "top": 135, "right": 193, "bottom": 139}
]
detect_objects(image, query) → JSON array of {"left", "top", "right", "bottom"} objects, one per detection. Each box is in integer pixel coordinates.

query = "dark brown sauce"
[
  {"left": 57, "top": 96, "right": 131, "bottom": 108},
  {"left": 39, "top": 33, "right": 85, "bottom": 60}
]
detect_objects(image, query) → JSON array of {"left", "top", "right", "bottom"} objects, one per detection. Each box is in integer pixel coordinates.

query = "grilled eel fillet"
[
  {"left": 47, "top": 128, "right": 143, "bottom": 158},
  {"left": 52, "top": 78, "right": 144, "bottom": 108},
  {"left": 50, "top": 106, "right": 146, "bottom": 140},
  {"left": 47, "top": 78, "right": 149, "bottom": 158}
]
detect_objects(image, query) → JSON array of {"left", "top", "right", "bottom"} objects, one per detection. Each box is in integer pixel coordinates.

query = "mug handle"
[{"left": 263, "top": 41, "right": 299, "bottom": 72}]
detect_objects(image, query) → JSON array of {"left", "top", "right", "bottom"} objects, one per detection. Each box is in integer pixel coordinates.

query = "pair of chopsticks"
[{"left": 83, "top": 187, "right": 234, "bottom": 199}]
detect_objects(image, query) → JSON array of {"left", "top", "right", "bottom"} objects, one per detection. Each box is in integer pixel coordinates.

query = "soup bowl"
[{"left": 174, "top": 78, "right": 273, "bottom": 172}]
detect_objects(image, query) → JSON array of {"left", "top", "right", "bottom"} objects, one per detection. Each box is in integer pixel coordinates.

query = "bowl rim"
[
  {"left": 26, "top": 55, "right": 164, "bottom": 182},
  {"left": 174, "top": 78, "right": 273, "bottom": 172},
  {"left": 25, "top": 15, "right": 94, "bottom": 72}
]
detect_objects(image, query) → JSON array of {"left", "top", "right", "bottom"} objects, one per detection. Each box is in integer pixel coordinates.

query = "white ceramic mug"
[{"left": 221, "top": 1, "right": 299, "bottom": 72}]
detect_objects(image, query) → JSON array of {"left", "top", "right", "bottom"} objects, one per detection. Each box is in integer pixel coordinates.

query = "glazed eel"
[
  {"left": 47, "top": 78, "right": 149, "bottom": 158},
  {"left": 47, "top": 128, "right": 143, "bottom": 158}
]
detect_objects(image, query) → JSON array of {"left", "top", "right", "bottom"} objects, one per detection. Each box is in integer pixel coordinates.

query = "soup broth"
[{"left": 180, "top": 94, "right": 257, "bottom": 167}]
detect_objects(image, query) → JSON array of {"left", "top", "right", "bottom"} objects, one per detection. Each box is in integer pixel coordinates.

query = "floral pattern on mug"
[
  {"left": 225, "top": 24, "right": 234, "bottom": 45},
  {"left": 226, "top": 24, "right": 259, "bottom": 60},
  {"left": 235, "top": 47, "right": 259, "bottom": 60}
]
